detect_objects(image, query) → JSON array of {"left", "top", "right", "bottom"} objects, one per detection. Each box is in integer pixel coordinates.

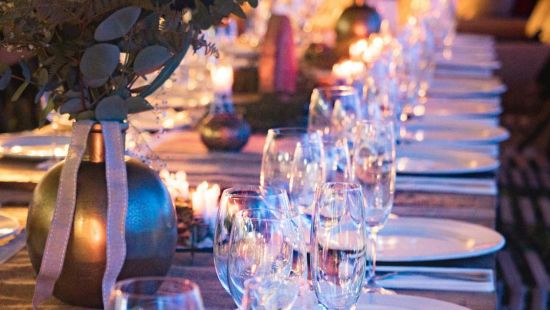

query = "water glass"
[
  {"left": 214, "top": 186, "right": 301, "bottom": 294},
  {"left": 260, "top": 128, "right": 323, "bottom": 193},
  {"left": 108, "top": 277, "right": 204, "bottom": 310},
  {"left": 308, "top": 86, "right": 361, "bottom": 139},
  {"left": 241, "top": 276, "right": 299, "bottom": 310},
  {"left": 227, "top": 209, "right": 295, "bottom": 307},
  {"left": 311, "top": 182, "right": 367, "bottom": 309},
  {"left": 322, "top": 135, "right": 352, "bottom": 183},
  {"left": 352, "top": 119, "right": 396, "bottom": 293}
]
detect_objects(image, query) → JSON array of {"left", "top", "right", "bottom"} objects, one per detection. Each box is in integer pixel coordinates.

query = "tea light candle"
[
  {"left": 349, "top": 39, "right": 368, "bottom": 60},
  {"left": 160, "top": 169, "right": 190, "bottom": 202},
  {"left": 211, "top": 63, "right": 234, "bottom": 95},
  {"left": 191, "top": 181, "right": 221, "bottom": 222},
  {"left": 332, "top": 60, "right": 365, "bottom": 85}
]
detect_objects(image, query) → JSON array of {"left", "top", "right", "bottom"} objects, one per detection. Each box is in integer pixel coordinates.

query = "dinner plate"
[
  {"left": 428, "top": 77, "right": 506, "bottom": 97},
  {"left": 378, "top": 217, "right": 505, "bottom": 262},
  {"left": 0, "top": 214, "right": 19, "bottom": 240},
  {"left": 401, "top": 120, "right": 509, "bottom": 145},
  {"left": 0, "top": 135, "right": 70, "bottom": 159},
  {"left": 128, "top": 109, "right": 191, "bottom": 131},
  {"left": 396, "top": 145, "right": 499, "bottom": 175},
  {"left": 296, "top": 292, "right": 469, "bottom": 309},
  {"left": 423, "top": 99, "right": 502, "bottom": 117}
]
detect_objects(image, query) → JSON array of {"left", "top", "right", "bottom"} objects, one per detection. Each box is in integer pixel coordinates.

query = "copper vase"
[{"left": 27, "top": 123, "right": 177, "bottom": 308}]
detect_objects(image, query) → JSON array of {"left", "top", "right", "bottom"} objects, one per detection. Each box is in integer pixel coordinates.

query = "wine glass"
[
  {"left": 322, "top": 135, "right": 352, "bottom": 183},
  {"left": 308, "top": 86, "right": 361, "bottom": 139},
  {"left": 311, "top": 182, "right": 367, "bottom": 309},
  {"left": 352, "top": 119, "right": 396, "bottom": 294},
  {"left": 227, "top": 209, "right": 295, "bottom": 307},
  {"left": 108, "top": 277, "right": 204, "bottom": 310},
  {"left": 260, "top": 128, "right": 323, "bottom": 193},
  {"left": 214, "top": 186, "right": 307, "bottom": 294},
  {"left": 241, "top": 276, "right": 300, "bottom": 310}
]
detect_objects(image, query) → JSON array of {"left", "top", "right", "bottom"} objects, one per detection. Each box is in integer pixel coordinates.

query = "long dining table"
[
  {"left": 0, "top": 130, "right": 499, "bottom": 309},
  {"left": 0, "top": 32, "right": 503, "bottom": 309}
]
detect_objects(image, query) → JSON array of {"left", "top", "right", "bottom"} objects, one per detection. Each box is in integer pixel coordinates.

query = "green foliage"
[{"left": 0, "top": 0, "right": 257, "bottom": 122}]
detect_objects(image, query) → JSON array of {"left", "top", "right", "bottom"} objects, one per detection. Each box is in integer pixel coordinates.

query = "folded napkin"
[
  {"left": 0, "top": 229, "right": 26, "bottom": 264},
  {"left": 377, "top": 266, "right": 495, "bottom": 293},
  {"left": 396, "top": 176, "right": 497, "bottom": 196}
]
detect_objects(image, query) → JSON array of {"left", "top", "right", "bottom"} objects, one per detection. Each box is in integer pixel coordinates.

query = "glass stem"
[{"left": 366, "top": 229, "right": 378, "bottom": 287}]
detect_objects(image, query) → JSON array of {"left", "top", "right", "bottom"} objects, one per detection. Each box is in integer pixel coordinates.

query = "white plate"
[
  {"left": 128, "top": 109, "right": 191, "bottom": 131},
  {"left": 396, "top": 145, "right": 499, "bottom": 175},
  {"left": 378, "top": 217, "right": 504, "bottom": 262},
  {"left": 429, "top": 77, "right": 506, "bottom": 97},
  {"left": 0, "top": 214, "right": 19, "bottom": 240},
  {"left": 0, "top": 135, "right": 70, "bottom": 159},
  {"left": 297, "top": 292, "right": 469, "bottom": 310},
  {"left": 423, "top": 99, "right": 502, "bottom": 117},
  {"left": 401, "top": 119, "right": 509, "bottom": 144}
]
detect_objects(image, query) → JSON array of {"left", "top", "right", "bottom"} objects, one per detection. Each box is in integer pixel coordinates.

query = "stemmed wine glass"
[
  {"left": 352, "top": 119, "right": 396, "bottom": 294},
  {"left": 308, "top": 86, "right": 361, "bottom": 140},
  {"left": 108, "top": 277, "right": 204, "bottom": 310},
  {"left": 322, "top": 135, "right": 353, "bottom": 183},
  {"left": 311, "top": 182, "right": 367, "bottom": 309},
  {"left": 227, "top": 209, "right": 296, "bottom": 307},
  {"left": 213, "top": 186, "right": 307, "bottom": 295},
  {"left": 240, "top": 276, "right": 299, "bottom": 310}
]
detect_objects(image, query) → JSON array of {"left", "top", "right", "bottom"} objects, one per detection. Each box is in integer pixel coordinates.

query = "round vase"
[
  {"left": 335, "top": 0, "right": 381, "bottom": 56},
  {"left": 26, "top": 124, "right": 177, "bottom": 308}
]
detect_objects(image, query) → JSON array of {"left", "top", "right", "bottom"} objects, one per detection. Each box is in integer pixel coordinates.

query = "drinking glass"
[
  {"left": 108, "top": 277, "right": 204, "bottom": 310},
  {"left": 322, "top": 135, "right": 352, "bottom": 183},
  {"left": 227, "top": 209, "right": 295, "bottom": 307},
  {"left": 214, "top": 186, "right": 306, "bottom": 294},
  {"left": 308, "top": 86, "right": 361, "bottom": 139},
  {"left": 352, "top": 119, "right": 396, "bottom": 294},
  {"left": 260, "top": 128, "right": 323, "bottom": 193},
  {"left": 241, "top": 276, "right": 299, "bottom": 310},
  {"left": 311, "top": 182, "right": 367, "bottom": 309}
]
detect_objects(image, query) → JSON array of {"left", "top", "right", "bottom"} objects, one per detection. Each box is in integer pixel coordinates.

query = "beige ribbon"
[{"left": 32, "top": 121, "right": 128, "bottom": 308}]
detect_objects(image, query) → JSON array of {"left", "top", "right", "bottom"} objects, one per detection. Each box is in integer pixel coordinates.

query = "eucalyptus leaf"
[
  {"left": 59, "top": 98, "right": 85, "bottom": 114},
  {"left": 87, "top": 77, "right": 110, "bottom": 88},
  {"left": 80, "top": 43, "right": 120, "bottom": 83},
  {"left": 133, "top": 45, "right": 172, "bottom": 75},
  {"left": 10, "top": 81, "right": 29, "bottom": 102},
  {"left": 94, "top": 6, "right": 142, "bottom": 42},
  {"left": 247, "top": 0, "right": 258, "bottom": 8},
  {"left": 39, "top": 95, "right": 55, "bottom": 126},
  {"left": 214, "top": 0, "right": 246, "bottom": 18},
  {"left": 19, "top": 62, "right": 31, "bottom": 82},
  {"left": 95, "top": 95, "right": 128, "bottom": 121},
  {"left": 126, "top": 96, "right": 153, "bottom": 113},
  {"left": 0, "top": 67, "right": 12, "bottom": 90},
  {"left": 140, "top": 45, "right": 189, "bottom": 98},
  {"left": 37, "top": 68, "right": 48, "bottom": 85}
]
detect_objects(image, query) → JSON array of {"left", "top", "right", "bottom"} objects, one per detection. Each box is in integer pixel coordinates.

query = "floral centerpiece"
[{"left": 0, "top": 1, "right": 256, "bottom": 308}]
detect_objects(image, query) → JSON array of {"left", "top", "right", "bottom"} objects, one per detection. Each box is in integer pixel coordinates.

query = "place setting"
[{"left": 0, "top": 0, "right": 518, "bottom": 310}]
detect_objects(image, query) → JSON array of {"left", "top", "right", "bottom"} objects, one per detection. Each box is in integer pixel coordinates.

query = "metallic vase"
[
  {"left": 27, "top": 123, "right": 177, "bottom": 308},
  {"left": 335, "top": 0, "right": 381, "bottom": 57},
  {"left": 199, "top": 94, "right": 251, "bottom": 152}
]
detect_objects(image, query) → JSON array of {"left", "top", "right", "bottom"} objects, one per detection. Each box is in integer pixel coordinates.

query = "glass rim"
[
  {"left": 233, "top": 208, "right": 290, "bottom": 222},
  {"left": 313, "top": 85, "right": 358, "bottom": 96},
  {"left": 266, "top": 127, "right": 309, "bottom": 136},
  {"left": 321, "top": 182, "right": 362, "bottom": 191},
  {"left": 221, "top": 185, "right": 288, "bottom": 199},
  {"left": 112, "top": 277, "right": 200, "bottom": 299}
]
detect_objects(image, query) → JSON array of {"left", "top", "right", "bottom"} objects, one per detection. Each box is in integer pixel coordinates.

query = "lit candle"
[
  {"left": 191, "top": 181, "right": 220, "bottom": 223},
  {"left": 211, "top": 63, "right": 234, "bottom": 95},
  {"left": 332, "top": 60, "right": 365, "bottom": 85},
  {"left": 349, "top": 39, "right": 368, "bottom": 60},
  {"left": 160, "top": 169, "right": 190, "bottom": 202}
]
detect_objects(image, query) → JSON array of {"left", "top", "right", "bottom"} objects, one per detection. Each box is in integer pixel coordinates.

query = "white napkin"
[
  {"left": 397, "top": 176, "right": 497, "bottom": 195},
  {"left": 377, "top": 266, "right": 495, "bottom": 292}
]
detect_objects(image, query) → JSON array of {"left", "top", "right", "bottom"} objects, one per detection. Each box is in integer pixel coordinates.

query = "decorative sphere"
[
  {"left": 27, "top": 159, "right": 177, "bottom": 308},
  {"left": 335, "top": 3, "right": 381, "bottom": 56},
  {"left": 199, "top": 112, "right": 251, "bottom": 152}
]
